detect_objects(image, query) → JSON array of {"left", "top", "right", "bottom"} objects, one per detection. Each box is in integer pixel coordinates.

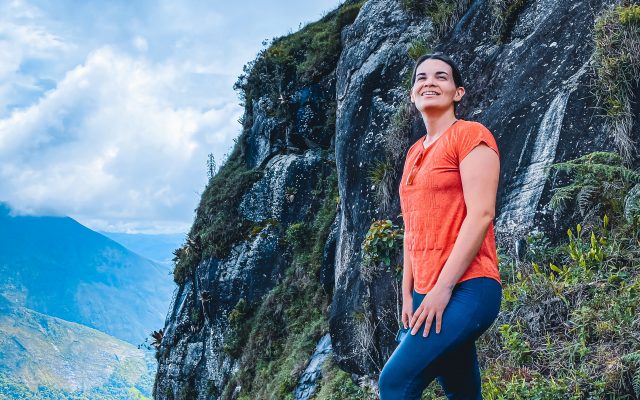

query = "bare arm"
[
  {"left": 435, "top": 144, "right": 500, "bottom": 289},
  {"left": 401, "top": 233, "right": 414, "bottom": 328},
  {"left": 402, "top": 236, "right": 414, "bottom": 298}
]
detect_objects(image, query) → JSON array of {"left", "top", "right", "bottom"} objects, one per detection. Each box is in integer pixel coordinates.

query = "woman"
[{"left": 378, "top": 53, "right": 503, "bottom": 399}]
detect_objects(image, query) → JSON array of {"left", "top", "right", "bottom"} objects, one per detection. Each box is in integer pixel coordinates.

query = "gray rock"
[{"left": 155, "top": 0, "right": 640, "bottom": 396}]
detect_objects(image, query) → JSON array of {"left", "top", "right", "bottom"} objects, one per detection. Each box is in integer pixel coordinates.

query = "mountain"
[
  {"left": 0, "top": 295, "right": 153, "bottom": 399},
  {"left": 0, "top": 204, "right": 174, "bottom": 344},
  {"left": 99, "top": 232, "right": 185, "bottom": 266}
]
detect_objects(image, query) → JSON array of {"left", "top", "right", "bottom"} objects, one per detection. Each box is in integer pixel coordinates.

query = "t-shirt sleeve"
[{"left": 455, "top": 123, "right": 500, "bottom": 164}]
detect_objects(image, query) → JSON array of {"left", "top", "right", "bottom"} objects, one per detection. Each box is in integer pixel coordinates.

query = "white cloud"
[
  {"left": 132, "top": 36, "right": 148, "bottom": 52},
  {"left": 0, "top": 47, "right": 242, "bottom": 233},
  {"left": 0, "top": 0, "right": 344, "bottom": 233}
]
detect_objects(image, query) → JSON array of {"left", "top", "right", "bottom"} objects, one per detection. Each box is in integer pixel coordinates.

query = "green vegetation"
[
  {"left": 222, "top": 298, "right": 254, "bottom": 358},
  {"left": 547, "top": 151, "right": 640, "bottom": 228},
  {"left": 217, "top": 170, "right": 339, "bottom": 399},
  {"left": 400, "top": 0, "right": 472, "bottom": 40},
  {"left": 407, "top": 37, "right": 433, "bottom": 61},
  {"left": 285, "top": 222, "right": 312, "bottom": 252},
  {"left": 468, "top": 152, "right": 640, "bottom": 398},
  {"left": 367, "top": 160, "right": 396, "bottom": 214},
  {"left": 360, "top": 219, "right": 404, "bottom": 281},
  {"left": 313, "top": 357, "right": 376, "bottom": 399},
  {"left": 377, "top": 95, "right": 414, "bottom": 216},
  {"left": 0, "top": 370, "right": 152, "bottom": 400},
  {"left": 233, "top": 1, "right": 365, "bottom": 121},
  {"left": 489, "top": 0, "right": 528, "bottom": 43},
  {"left": 172, "top": 138, "right": 262, "bottom": 285},
  {"left": 413, "top": 214, "right": 640, "bottom": 398},
  {"left": 593, "top": 2, "right": 640, "bottom": 162},
  {"left": 172, "top": 0, "right": 366, "bottom": 286}
]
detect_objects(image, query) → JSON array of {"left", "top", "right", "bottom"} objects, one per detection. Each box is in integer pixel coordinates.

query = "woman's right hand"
[{"left": 402, "top": 295, "right": 413, "bottom": 329}]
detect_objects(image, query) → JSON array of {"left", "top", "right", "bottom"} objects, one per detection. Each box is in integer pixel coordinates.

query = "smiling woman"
[{"left": 378, "top": 53, "right": 503, "bottom": 400}]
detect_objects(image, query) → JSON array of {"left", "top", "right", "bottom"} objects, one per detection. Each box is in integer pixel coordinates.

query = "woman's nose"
[{"left": 424, "top": 75, "right": 436, "bottom": 85}]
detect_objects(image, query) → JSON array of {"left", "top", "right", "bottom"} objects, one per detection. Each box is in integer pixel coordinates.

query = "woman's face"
[{"left": 410, "top": 59, "right": 465, "bottom": 113}]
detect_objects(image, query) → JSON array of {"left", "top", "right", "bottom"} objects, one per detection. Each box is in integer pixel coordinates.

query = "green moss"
[
  {"left": 285, "top": 222, "right": 311, "bottom": 252},
  {"left": 313, "top": 357, "right": 374, "bottom": 399},
  {"left": 223, "top": 298, "right": 255, "bottom": 358}
]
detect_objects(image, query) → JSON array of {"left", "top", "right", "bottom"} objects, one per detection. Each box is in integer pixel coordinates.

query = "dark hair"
[{"left": 410, "top": 53, "right": 464, "bottom": 110}]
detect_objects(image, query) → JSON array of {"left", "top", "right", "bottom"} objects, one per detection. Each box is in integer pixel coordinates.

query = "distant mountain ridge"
[
  {"left": 99, "top": 231, "right": 185, "bottom": 266},
  {"left": 0, "top": 294, "right": 153, "bottom": 398},
  {"left": 0, "top": 204, "right": 174, "bottom": 344}
]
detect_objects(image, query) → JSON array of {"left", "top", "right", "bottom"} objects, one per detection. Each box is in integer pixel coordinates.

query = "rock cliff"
[{"left": 154, "top": 0, "right": 639, "bottom": 398}]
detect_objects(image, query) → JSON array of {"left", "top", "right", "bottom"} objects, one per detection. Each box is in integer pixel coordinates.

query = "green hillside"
[
  {"left": 0, "top": 204, "right": 173, "bottom": 344},
  {"left": 0, "top": 295, "right": 153, "bottom": 399}
]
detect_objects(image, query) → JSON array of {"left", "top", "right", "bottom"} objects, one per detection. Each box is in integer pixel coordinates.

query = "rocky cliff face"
[{"left": 154, "top": 0, "right": 639, "bottom": 398}]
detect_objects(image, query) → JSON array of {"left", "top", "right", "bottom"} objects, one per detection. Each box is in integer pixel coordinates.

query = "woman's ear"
[{"left": 454, "top": 86, "right": 466, "bottom": 102}]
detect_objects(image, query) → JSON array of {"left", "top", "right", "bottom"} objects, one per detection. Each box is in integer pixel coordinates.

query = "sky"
[{"left": 0, "top": 0, "right": 345, "bottom": 234}]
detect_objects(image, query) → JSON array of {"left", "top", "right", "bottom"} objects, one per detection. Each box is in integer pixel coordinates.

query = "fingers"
[
  {"left": 423, "top": 310, "right": 435, "bottom": 337},
  {"left": 409, "top": 307, "right": 418, "bottom": 330},
  {"left": 410, "top": 307, "right": 426, "bottom": 335},
  {"left": 402, "top": 310, "right": 414, "bottom": 329},
  {"left": 435, "top": 311, "right": 443, "bottom": 334}
]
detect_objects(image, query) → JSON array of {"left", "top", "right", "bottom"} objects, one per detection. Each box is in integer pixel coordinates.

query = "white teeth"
[{"left": 421, "top": 91, "right": 438, "bottom": 95}]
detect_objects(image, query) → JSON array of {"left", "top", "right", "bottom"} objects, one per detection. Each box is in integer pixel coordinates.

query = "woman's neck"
[{"left": 420, "top": 109, "right": 458, "bottom": 138}]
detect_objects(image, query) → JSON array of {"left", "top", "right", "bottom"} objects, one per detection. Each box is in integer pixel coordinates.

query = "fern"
[
  {"left": 622, "top": 352, "right": 640, "bottom": 397},
  {"left": 547, "top": 151, "right": 640, "bottom": 224}
]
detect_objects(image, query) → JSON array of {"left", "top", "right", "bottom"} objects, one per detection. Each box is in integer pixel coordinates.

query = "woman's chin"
[{"left": 414, "top": 102, "right": 448, "bottom": 113}]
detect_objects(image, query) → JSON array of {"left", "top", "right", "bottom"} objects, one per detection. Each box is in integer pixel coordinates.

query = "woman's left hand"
[{"left": 410, "top": 284, "right": 453, "bottom": 337}]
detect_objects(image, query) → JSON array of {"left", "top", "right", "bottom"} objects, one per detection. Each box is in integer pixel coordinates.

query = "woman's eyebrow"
[{"left": 416, "top": 71, "right": 449, "bottom": 77}]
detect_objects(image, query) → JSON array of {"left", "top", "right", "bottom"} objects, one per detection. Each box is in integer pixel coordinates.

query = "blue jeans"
[{"left": 378, "top": 277, "right": 502, "bottom": 400}]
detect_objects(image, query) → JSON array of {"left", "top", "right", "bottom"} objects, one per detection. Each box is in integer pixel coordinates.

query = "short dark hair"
[{"left": 411, "top": 53, "right": 464, "bottom": 110}]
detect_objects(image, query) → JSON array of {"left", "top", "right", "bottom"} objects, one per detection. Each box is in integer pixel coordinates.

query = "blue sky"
[{"left": 0, "top": 0, "right": 344, "bottom": 234}]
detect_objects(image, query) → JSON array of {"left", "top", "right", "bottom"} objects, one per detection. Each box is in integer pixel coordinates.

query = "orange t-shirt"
[{"left": 399, "top": 119, "right": 502, "bottom": 294}]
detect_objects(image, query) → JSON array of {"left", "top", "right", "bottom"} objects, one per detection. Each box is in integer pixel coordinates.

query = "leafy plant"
[
  {"left": 547, "top": 151, "right": 640, "bottom": 226},
  {"left": 592, "top": 2, "right": 640, "bottom": 161},
  {"left": 498, "top": 322, "right": 532, "bottom": 365},
  {"left": 360, "top": 219, "right": 404, "bottom": 281}
]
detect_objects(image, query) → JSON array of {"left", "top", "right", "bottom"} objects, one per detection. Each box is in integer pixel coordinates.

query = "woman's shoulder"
[{"left": 455, "top": 119, "right": 493, "bottom": 136}]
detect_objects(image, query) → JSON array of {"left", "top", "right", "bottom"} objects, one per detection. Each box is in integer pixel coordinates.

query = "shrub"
[
  {"left": 233, "top": 1, "right": 365, "bottom": 116},
  {"left": 285, "top": 222, "right": 311, "bottom": 252},
  {"left": 367, "top": 160, "right": 396, "bottom": 215},
  {"left": 360, "top": 219, "right": 404, "bottom": 281},
  {"left": 547, "top": 151, "right": 640, "bottom": 228},
  {"left": 592, "top": 2, "right": 640, "bottom": 162},
  {"left": 407, "top": 37, "right": 432, "bottom": 60},
  {"left": 399, "top": 0, "right": 472, "bottom": 40}
]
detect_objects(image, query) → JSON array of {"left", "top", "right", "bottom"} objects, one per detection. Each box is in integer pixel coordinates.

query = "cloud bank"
[{"left": 0, "top": 0, "right": 342, "bottom": 233}]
